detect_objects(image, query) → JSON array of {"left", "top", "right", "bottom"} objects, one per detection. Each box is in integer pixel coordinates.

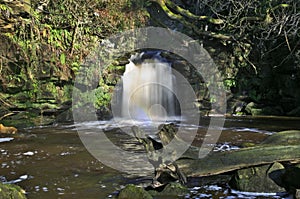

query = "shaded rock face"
[
  {"left": 229, "top": 162, "right": 286, "bottom": 193},
  {"left": 280, "top": 164, "right": 300, "bottom": 194},
  {"left": 0, "top": 183, "right": 27, "bottom": 199},
  {"left": 230, "top": 162, "right": 300, "bottom": 195}
]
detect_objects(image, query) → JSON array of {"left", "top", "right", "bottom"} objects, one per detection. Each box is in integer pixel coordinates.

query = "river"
[{"left": 1, "top": 116, "right": 299, "bottom": 199}]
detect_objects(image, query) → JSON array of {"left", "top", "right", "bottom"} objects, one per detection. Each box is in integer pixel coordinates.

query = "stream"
[{"left": 1, "top": 116, "right": 300, "bottom": 199}]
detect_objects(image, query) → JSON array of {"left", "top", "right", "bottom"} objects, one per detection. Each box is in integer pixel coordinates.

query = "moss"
[
  {"left": 118, "top": 184, "right": 152, "bottom": 199},
  {"left": 153, "top": 182, "right": 188, "bottom": 197},
  {"left": 0, "top": 183, "right": 27, "bottom": 199}
]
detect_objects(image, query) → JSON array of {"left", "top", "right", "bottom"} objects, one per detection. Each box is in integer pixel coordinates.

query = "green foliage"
[
  {"left": 94, "top": 86, "right": 112, "bottom": 109},
  {"left": 224, "top": 79, "right": 236, "bottom": 89},
  {"left": 154, "top": 0, "right": 299, "bottom": 111},
  {"left": 0, "top": 0, "right": 149, "bottom": 108}
]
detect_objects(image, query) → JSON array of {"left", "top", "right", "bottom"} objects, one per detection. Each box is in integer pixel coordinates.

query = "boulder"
[
  {"left": 118, "top": 184, "right": 152, "bottom": 199},
  {"left": 229, "top": 162, "right": 286, "bottom": 192},
  {"left": 147, "top": 182, "right": 189, "bottom": 197}
]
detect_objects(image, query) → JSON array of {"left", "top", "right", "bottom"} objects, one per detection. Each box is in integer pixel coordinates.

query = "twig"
[
  {"left": 0, "top": 111, "right": 18, "bottom": 120},
  {"left": 284, "top": 30, "right": 292, "bottom": 52}
]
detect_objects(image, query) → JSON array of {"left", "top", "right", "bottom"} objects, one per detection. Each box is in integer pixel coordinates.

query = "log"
[
  {"left": 177, "top": 144, "right": 300, "bottom": 177},
  {"left": 133, "top": 124, "right": 300, "bottom": 179},
  {"left": 177, "top": 130, "right": 300, "bottom": 177}
]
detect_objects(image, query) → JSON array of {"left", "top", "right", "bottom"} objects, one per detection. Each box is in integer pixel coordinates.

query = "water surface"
[{"left": 1, "top": 116, "right": 299, "bottom": 198}]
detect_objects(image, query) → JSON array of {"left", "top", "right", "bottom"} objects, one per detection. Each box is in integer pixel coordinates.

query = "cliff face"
[
  {"left": 0, "top": 0, "right": 149, "bottom": 126},
  {"left": 1, "top": 0, "right": 299, "bottom": 127}
]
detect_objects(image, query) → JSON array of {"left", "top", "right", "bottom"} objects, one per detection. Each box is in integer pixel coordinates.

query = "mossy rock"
[
  {"left": 229, "top": 163, "right": 286, "bottom": 192},
  {"left": 0, "top": 183, "right": 27, "bottom": 199},
  {"left": 147, "top": 182, "right": 189, "bottom": 197},
  {"left": 262, "top": 130, "right": 300, "bottom": 145},
  {"left": 118, "top": 184, "right": 152, "bottom": 199}
]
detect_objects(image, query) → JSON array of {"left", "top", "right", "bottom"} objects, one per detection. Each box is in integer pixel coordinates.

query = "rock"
[
  {"left": 245, "top": 102, "right": 259, "bottom": 115},
  {"left": 296, "top": 189, "right": 300, "bottom": 199},
  {"left": 0, "top": 183, "right": 27, "bottom": 199},
  {"left": 118, "top": 184, "right": 152, "bottom": 199},
  {"left": 268, "top": 163, "right": 300, "bottom": 197},
  {"left": 281, "top": 165, "right": 300, "bottom": 193},
  {"left": 55, "top": 109, "right": 73, "bottom": 123},
  {"left": 229, "top": 163, "right": 286, "bottom": 192},
  {"left": 267, "top": 162, "right": 286, "bottom": 187},
  {"left": 287, "top": 106, "right": 300, "bottom": 117},
  {"left": 245, "top": 102, "right": 283, "bottom": 116},
  {"left": 262, "top": 130, "right": 300, "bottom": 145},
  {"left": 230, "top": 162, "right": 300, "bottom": 194},
  {"left": 158, "top": 182, "right": 188, "bottom": 196},
  {"left": 0, "top": 124, "right": 18, "bottom": 134},
  {"left": 147, "top": 182, "right": 188, "bottom": 197},
  {"left": 261, "top": 106, "right": 283, "bottom": 116},
  {"left": 232, "top": 101, "right": 247, "bottom": 115}
]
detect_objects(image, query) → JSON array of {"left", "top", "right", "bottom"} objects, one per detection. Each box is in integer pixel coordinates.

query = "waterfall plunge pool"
[{"left": 1, "top": 116, "right": 299, "bottom": 198}]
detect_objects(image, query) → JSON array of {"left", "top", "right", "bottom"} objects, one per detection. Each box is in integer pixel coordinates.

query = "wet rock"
[
  {"left": 118, "top": 184, "right": 152, "bottom": 199},
  {"left": 0, "top": 183, "right": 27, "bottom": 199},
  {"left": 262, "top": 130, "right": 300, "bottom": 145},
  {"left": 147, "top": 182, "right": 188, "bottom": 197},
  {"left": 229, "top": 162, "right": 286, "bottom": 192}
]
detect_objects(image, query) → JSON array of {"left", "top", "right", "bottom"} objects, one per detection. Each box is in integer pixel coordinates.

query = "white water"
[{"left": 121, "top": 58, "right": 176, "bottom": 121}]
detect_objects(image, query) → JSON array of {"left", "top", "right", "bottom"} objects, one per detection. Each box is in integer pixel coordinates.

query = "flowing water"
[
  {"left": 1, "top": 116, "right": 300, "bottom": 199},
  {"left": 120, "top": 58, "right": 176, "bottom": 120}
]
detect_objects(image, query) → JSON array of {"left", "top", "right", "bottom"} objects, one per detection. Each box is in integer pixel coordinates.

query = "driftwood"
[
  {"left": 178, "top": 144, "right": 300, "bottom": 177},
  {"left": 133, "top": 124, "right": 300, "bottom": 181},
  {"left": 178, "top": 130, "right": 300, "bottom": 177},
  {"left": 132, "top": 125, "right": 187, "bottom": 187}
]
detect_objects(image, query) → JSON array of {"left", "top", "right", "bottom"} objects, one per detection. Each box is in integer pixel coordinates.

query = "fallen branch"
[
  {"left": 177, "top": 144, "right": 300, "bottom": 177},
  {"left": 133, "top": 124, "right": 300, "bottom": 180},
  {"left": 0, "top": 112, "right": 19, "bottom": 121}
]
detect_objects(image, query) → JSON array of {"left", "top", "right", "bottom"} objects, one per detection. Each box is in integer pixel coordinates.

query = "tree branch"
[
  {"left": 164, "top": 0, "right": 224, "bottom": 25},
  {"left": 151, "top": 0, "right": 232, "bottom": 40}
]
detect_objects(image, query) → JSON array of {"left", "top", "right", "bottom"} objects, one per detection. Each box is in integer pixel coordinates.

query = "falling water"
[{"left": 120, "top": 52, "right": 177, "bottom": 121}]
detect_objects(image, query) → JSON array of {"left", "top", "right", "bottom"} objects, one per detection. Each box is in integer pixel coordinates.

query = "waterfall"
[{"left": 120, "top": 52, "right": 177, "bottom": 121}]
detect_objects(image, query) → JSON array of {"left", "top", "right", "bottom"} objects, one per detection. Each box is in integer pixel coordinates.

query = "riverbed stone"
[
  {"left": 0, "top": 183, "right": 27, "bottom": 199},
  {"left": 229, "top": 163, "right": 286, "bottom": 192},
  {"left": 118, "top": 184, "right": 153, "bottom": 199}
]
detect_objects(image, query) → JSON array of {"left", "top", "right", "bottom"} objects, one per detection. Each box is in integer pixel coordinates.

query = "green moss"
[
  {"left": 147, "top": 183, "right": 189, "bottom": 197},
  {"left": 118, "top": 184, "right": 152, "bottom": 199},
  {"left": 0, "top": 183, "right": 27, "bottom": 199}
]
